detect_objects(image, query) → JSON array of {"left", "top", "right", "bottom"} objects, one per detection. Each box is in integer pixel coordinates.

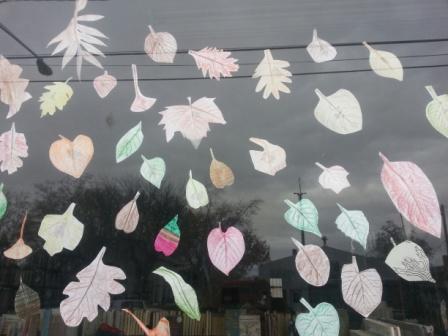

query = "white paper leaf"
[
  {"left": 253, "top": 49, "right": 291, "bottom": 100},
  {"left": 306, "top": 29, "right": 337, "bottom": 63},
  {"left": 140, "top": 155, "right": 166, "bottom": 189},
  {"left": 363, "top": 42, "right": 403, "bottom": 81},
  {"left": 186, "top": 170, "right": 209, "bottom": 209},
  {"left": 315, "top": 162, "right": 350, "bottom": 194},
  {"left": 425, "top": 85, "right": 448, "bottom": 138},
  {"left": 335, "top": 204, "right": 369, "bottom": 249},
  {"left": 249, "top": 137, "right": 286, "bottom": 176},
  {"left": 130, "top": 64, "right": 156, "bottom": 112},
  {"left": 144, "top": 26, "right": 177, "bottom": 64},
  {"left": 314, "top": 89, "right": 362, "bottom": 134}
]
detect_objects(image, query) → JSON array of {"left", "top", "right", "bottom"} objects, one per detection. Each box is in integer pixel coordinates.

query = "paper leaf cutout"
[
  {"left": 145, "top": 25, "right": 177, "bottom": 64},
  {"left": 159, "top": 97, "right": 226, "bottom": 149},
  {"left": 0, "top": 56, "right": 32, "bottom": 118},
  {"left": 209, "top": 148, "right": 234, "bottom": 189},
  {"left": 3, "top": 212, "right": 32, "bottom": 260},
  {"left": 131, "top": 64, "right": 156, "bottom": 112},
  {"left": 153, "top": 266, "right": 200, "bottom": 321},
  {"left": 155, "top": 215, "right": 180, "bottom": 256},
  {"left": 386, "top": 239, "right": 435, "bottom": 283},
  {"left": 115, "top": 192, "right": 140, "bottom": 233},
  {"left": 249, "top": 137, "right": 286, "bottom": 176},
  {"left": 363, "top": 42, "right": 403, "bottom": 81},
  {"left": 15, "top": 280, "right": 41, "bottom": 320},
  {"left": 49, "top": 134, "right": 94, "bottom": 178},
  {"left": 0, "top": 183, "right": 7, "bottom": 220},
  {"left": 207, "top": 224, "right": 245, "bottom": 276},
  {"left": 307, "top": 29, "right": 337, "bottom": 63},
  {"left": 189, "top": 47, "right": 239, "bottom": 80},
  {"left": 47, "top": 0, "right": 107, "bottom": 79},
  {"left": 93, "top": 71, "right": 117, "bottom": 98},
  {"left": 284, "top": 199, "right": 321, "bottom": 237},
  {"left": 253, "top": 49, "right": 291, "bottom": 100},
  {"left": 295, "top": 298, "right": 340, "bottom": 336},
  {"left": 291, "top": 237, "right": 330, "bottom": 287},
  {"left": 116, "top": 121, "right": 144, "bottom": 163},
  {"left": 140, "top": 155, "right": 166, "bottom": 189},
  {"left": 60, "top": 247, "right": 125, "bottom": 326},
  {"left": 0, "top": 123, "right": 28, "bottom": 175},
  {"left": 123, "top": 309, "right": 170, "bottom": 336},
  {"left": 425, "top": 85, "right": 448, "bottom": 138},
  {"left": 38, "top": 203, "right": 84, "bottom": 256},
  {"left": 315, "top": 162, "right": 350, "bottom": 194},
  {"left": 314, "top": 89, "right": 362, "bottom": 135},
  {"left": 186, "top": 170, "right": 209, "bottom": 209},
  {"left": 335, "top": 204, "right": 369, "bottom": 249},
  {"left": 39, "top": 80, "right": 73, "bottom": 117},
  {"left": 379, "top": 152, "right": 441, "bottom": 238},
  {"left": 341, "top": 256, "right": 382, "bottom": 317}
]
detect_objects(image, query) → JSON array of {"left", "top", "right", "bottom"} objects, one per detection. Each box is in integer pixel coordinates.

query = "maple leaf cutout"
[
  {"left": 158, "top": 97, "right": 226, "bottom": 148},
  {"left": 188, "top": 47, "right": 239, "bottom": 80},
  {"left": 47, "top": 0, "right": 108, "bottom": 79},
  {"left": 60, "top": 247, "right": 126, "bottom": 326},
  {"left": 0, "top": 123, "right": 28, "bottom": 174},
  {"left": 0, "top": 56, "right": 32, "bottom": 118}
]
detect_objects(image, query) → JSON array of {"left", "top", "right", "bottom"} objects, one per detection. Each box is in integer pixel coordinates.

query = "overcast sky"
[{"left": 1, "top": 0, "right": 448, "bottom": 263}]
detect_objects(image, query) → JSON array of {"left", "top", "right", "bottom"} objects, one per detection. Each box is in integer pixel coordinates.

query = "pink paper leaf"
[
  {"left": 188, "top": 47, "right": 239, "bottom": 80},
  {"left": 144, "top": 25, "right": 177, "bottom": 64},
  {"left": 93, "top": 71, "right": 117, "bottom": 98},
  {"left": 0, "top": 123, "right": 28, "bottom": 175},
  {"left": 379, "top": 152, "right": 441, "bottom": 238},
  {"left": 115, "top": 192, "right": 140, "bottom": 233},
  {"left": 207, "top": 225, "right": 245, "bottom": 275}
]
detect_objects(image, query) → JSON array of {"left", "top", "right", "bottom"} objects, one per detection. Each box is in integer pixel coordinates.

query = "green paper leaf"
[
  {"left": 0, "top": 183, "right": 7, "bottom": 220},
  {"left": 425, "top": 86, "right": 448, "bottom": 138},
  {"left": 116, "top": 122, "right": 144, "bottom": 163},
  {"left": 284, "top": 199, "right": 321, "bottom": 237},
  {"left": 153, "top": 266, "right": 201, "bottom": 321},
  {"left": 140, "top": 155, "right": 166, "bottom": 189},
  {"left": 295, "top": 298, "right": 340, "bottom": 336},
  {"left": 335, "top": 204, "right": 369, "bottom": 249}
]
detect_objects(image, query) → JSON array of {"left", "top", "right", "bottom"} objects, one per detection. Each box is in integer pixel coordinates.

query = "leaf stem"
[
  {"left": 300, "top": 298, "right": 313, "bottom": 312},
  {"left": 425, "top": 85, "right": 439, "bottom": 100},
  {"left": 19, "top": 211, "right": 28, "bottom": 239},
  {"left": 314, "top": 88, "right": 325, "bottom": 99},
  {"left": 291, "top": 237, "right": 303, "bottom": 250},
  {"left": 209, "top": 148, "right": 215, "bottom": 160},
  {"left": 315, "top": 162, "right": 326, "bottom": 170},
  {"left": 390, "top": 237, "right": 397, "bottom": 246}
]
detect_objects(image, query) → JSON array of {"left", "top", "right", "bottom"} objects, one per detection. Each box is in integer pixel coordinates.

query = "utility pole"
[{"left": 293, "top": 178, "right": 307, "bottom": 245}]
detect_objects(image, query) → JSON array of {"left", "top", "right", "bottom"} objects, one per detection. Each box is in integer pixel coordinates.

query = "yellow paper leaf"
[{"left": 39, "top": 80, "right": 74, "bottom": 117}]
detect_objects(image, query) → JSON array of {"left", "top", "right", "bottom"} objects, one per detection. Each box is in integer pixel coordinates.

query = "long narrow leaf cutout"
[
  {"left": 60, "top": 247, "right": 126, "bottom": 326},
  {"left": 116, "top": 121, "right": 144, "bottom": 163},
  {"left": 425, "top": 85, "right": 448, "bottom": 138},
  {"left": 335, "top": 203, "right": 369, "bottom": 249},
  {"left": 341, "top": 256, "right": 382, "bottom": 317},
  {"left": 291, "top": 237, "right": 330, "bottom": 287},
  {"left": 0, "top": 123, "right": 28, "bottom": 175},
  {"left": 314, "top": 89, "right": 362, "bottom": 135},
  {"left": 153, "top": 266, "right": 201, "bottom": 321},
  {"left": 49, "top": 134, "right": 94, "bottom": 178},
  {"left": 47, "top": 0, "right": 108, "bottom": 79},
  {"left": 363, "top": 42, "right": 403, "bottom": 81},
  {"left": 253, "top": 49, "right": 291, "bottom": 100},
  {"left": 155, "top": 215, "right": 180, "bottom": 256},
  {"left": 38, "top": 203, "right": 84, "bottom": 256},
  {"left": 209, "top": 148, "right": 234, "bottom": 189},
  {"left": 386, "top": 239, "right": 435, "bottom": 283},
  {"left": 123, "top": 309, "right": 170, "bottom": 336},
  {"left": 315, "top": 162, "right": 350, "bottom": 194},
  {"left": 39, "top": 79, "right": 73, "bottom": 117},
  {"left": 207, "top": 223, "right": 245, "bottom": 276},
  {"left": 284, "top": 199, "right": 321, "bottom": 238},
  {"left": 115, "top": 192, "right": 140, "bottom": 233},
  {"left": 295, "top": 298, "right": 340, "bottom": 336},
  {"left": 186, "top": 170, "right": 209, "bottom": 209},
  {"left": 0, "top": 56, "right": 32, "bottom": 118},
  {"left": 306, "top": 29, "right": 337, "bottom": 63},
  {"left": 93, "top": 71, "right": 117, "bottom": 98},
  {"left": 0, "top": 183, "right": 7, "bottom": 220},
  {"left": 249, "top": 138, "right": 286, "bottom": 176},
  {"left": 140, "top": 155, "right": 166, "bottom": 189},
  {"left": 189, "top": 47, "right": 239, "bottom": 80},
  {"left": 159, "top": 97, "right": 226, "bottom": 149},
  {"left": 379, "top": 152, "right": 441, "bottom": 238},
  {"left": 15, "top": 279, "right": 41, "bottom": 320},
  {"left": 130, "top": 64, "right": 156, "bottom": 112},
  {"left": 145, "top": 25, "right": 177, "bottom": 64},
  {"left": 3, "top": 212, "right": 32, "bottom": 260}
]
